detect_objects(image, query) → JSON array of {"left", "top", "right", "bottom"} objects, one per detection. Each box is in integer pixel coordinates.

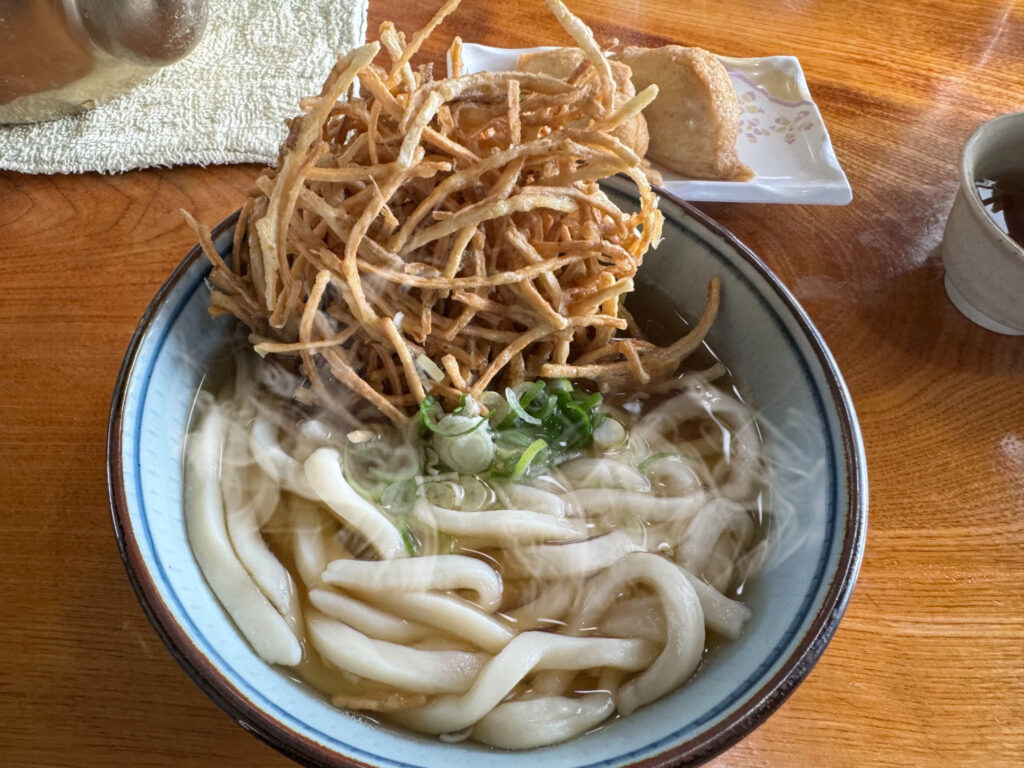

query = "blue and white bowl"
[{"left": 107, "top": 177, "right": 867, "bottom": 768}]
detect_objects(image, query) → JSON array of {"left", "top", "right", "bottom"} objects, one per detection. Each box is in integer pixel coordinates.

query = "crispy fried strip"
[
  {"left": 305, "top": 159, "right": 450, "bottom": 183},
  {"left": 381, "top": 316, "right": 427, "bottom": 402},
  {"left": 517, "top": 279, "right": 568, "bottom": 330},
  {"left": 569, "top": 277, "right": 634, "bottom": 315},
  {"left": 388, "top": 135, "right": 566, "bottom": 251},
  {"left": 332, "top": 691, "right": 428, "bottom": 713},
  {"left": 622, "top": 340, "right": 651, "bottom": 384},
  {"left": 441, "top": 354, "right": 467, "bottom": 390},
  {"left": 257, "top": 43, "right": 381, "bottom": 313},
  {"left": 187, "top": 1, "right": 676, "bottom": 421},
  {"left": 297, "top": 271, "right": 360, "bottom": 427},
  {"left": 449, "top": 36, "right": 464, "bottom": 79},
  {"left": 400, "top": 188, "right": 578, "bottom": 255},
  {"left": 540, "top": 279, "right": 720, "bottom": 382},
  {"left": 470, "top": 324, "right": 552, "bottom": 397},
  {"left": 507, "top": 78, "right": 521, "bottom": 145},
  {"left": 358, "top": 251, "right": 591, "bottom": 290},
  {"left": 545, "top": 0, "right": 615, "bottom": 104},
  {"left": 252, "top": 327, "right": 358, "bottom": 357},
  {"left": 599, "top": 84, "right": 659, "bottom": 131},
  {"left": 232, "top": 195, "right": 255, "bottom": 273},
  {"left": 379, "top": 22, "right": 416, "bottom": 92},
  {"left": 385, "top": 0, "right": 461, "bottom": 87},
  {"left": 182, "top": 211, "right": 259, "bottom": 312}
]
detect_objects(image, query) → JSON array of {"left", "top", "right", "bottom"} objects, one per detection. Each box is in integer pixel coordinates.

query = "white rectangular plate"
[{"left": 452, "top": 44, "right": 852, "bottom": 205}]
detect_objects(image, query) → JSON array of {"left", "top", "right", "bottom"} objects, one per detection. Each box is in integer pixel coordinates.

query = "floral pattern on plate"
[{"left": 454, "top": 45, "right": 852, "bottom": 205}]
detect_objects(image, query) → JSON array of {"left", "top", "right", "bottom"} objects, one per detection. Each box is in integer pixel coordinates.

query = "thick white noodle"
[
  {"left": 227, "top": 460, "right": 280, "bottom": 527},
  {"left": 308, "top": 588, "right": 432, "bottom": 644},
  {"left": 677, "top": 499, "right": 755, "bottom": 577},
  {"left": 304, "top": 447, "right": 408, "bottom": 559},
  {"left": 390, "top": 632, "right": 655, "bottom": 734},
  {"left": 367, "top": 591, "right": 515, "bottom": 653},
  {"left": 223, "top": 467, "right": 303, "bottom": 638},
  {"left": 249, "top": 416, "right": 319, "bottom": 499},
  {"left": 501, "top": 531, "right": 638, "bottom": 579},
  {"left": 412, "top": 497, "right": 587, "bottom": 544},
  {"left": 599, "top": 595, "right": 666, "bottom": 644},
  {"left": 322, "top": 555, "right": 503, "bottom": 611},
  {"left": 471, "top": 693, "right": 615, "bottom": 749},
  {"left": 184, "top": 402, "right": 302, "bottom": 666},
  {"left": 555, "top": 457, "right": 650, "bottom": 492},
  {"left": 571, "top": 552, "right": 705, "bottom": 715},
  {"left": 221, "top": 423, "right": 304, "bottom": 638},
  {"left": 596, "top": 577, "right": 752, "bottom": 649},
  {"left": 680, "top": 569, "right": 752, "bottom": 641},
  {"left": 568, "top": 487, "right": 706, "bottom": 523},
  {"left": 290, "top": 496, "right": 352, "bottom": 588},
  {"left": 701, "top": 537, "right": 742, "bottom": 594},
  {"left": 306, "top": 610, "right": 486, "bottom": 694},
  {"left": 634, "top": 387, "right": 762, "bottom": 500},
  {"left": 504, "top": 585, "right": 577, "bottom": 630},
  {"left": 643, "top": 457, "right": 703, "bottom": 497},
  {"left": 496, "top": 483, "right": 572, "bottom": 518},
  {"left": 221, "top": 411, "right": 281, "bottom": 526}
]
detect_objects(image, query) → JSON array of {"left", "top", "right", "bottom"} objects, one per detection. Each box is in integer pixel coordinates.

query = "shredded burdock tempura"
[{"left": 184, "top": 0, "right": 719, "bottom": 426}]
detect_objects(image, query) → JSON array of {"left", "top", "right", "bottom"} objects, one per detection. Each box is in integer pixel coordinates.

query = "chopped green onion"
[
  {"left": 505, "top": 387, "right": 542, "bottom": 426},
  {"left": 545, "top": 399, "right": 592, "bottom": 451},
  {"left": 532, "top": 396, "right": 558, "bottom": 420},
  {"left": 637, "top": 452, "right": 678, "bottom": 472},
  {"left": 481, "top": 390, "right": 506, "bottom": 411},
  {"left": 495, "top": 430, "right": 536, "bottom": 450},
  {"left": 422, "top": 480, "right": 459, "bottom": 508},
  {"left": 436, "top": 416, "right": 495, "bottom": 473},
  {"left": 399, "top": 525, "right": 418, "bottom": 557},
  {"left": 511, "top": 438, "right": 548, "bottom": 480},
  {"left": 419, "top": 379, "right": 610, "bottom": 481},
  {"left": 518, "top": 381, "right": 546, "bottom": 409},
  {"left": 342, "top": 464, "right": 386, "bottom": 501},
  {"left": 457, "top": 475, "right": 494, "bottom": 511},
  {"left": 548, "top": 378, "right": 572, "bottom": 394},
  {"left": 593, "top": 416, "right": 626, "bottom": 448},
  {"left": 420, "top": 397, "right": 486, "bottom": 437},
  {"left": 422, "top": 446, "right": 441, "bottom": 475},
  {"left": 381, "top": 480, "right": 417, "bottom": 515}
]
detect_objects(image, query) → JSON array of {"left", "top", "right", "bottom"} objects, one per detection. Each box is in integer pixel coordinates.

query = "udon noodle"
[{"left": 184, "top": 352, "right": 765, "bottom": 749}]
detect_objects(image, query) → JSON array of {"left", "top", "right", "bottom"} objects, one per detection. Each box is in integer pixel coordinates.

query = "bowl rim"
[{"left": 106, "top": 187, "right": 868, "bottom": 768}]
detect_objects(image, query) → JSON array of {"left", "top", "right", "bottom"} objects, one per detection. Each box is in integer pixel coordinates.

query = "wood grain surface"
[{"left": 1, "top": 1, "right": 1022, "bottom": 766}]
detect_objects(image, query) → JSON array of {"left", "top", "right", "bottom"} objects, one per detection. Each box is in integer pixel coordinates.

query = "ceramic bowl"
[
  {"left": 107, "top": 177, "right": 867, "bottom": 768},
  {"left": 941, "top": 110, "right": 1024, "bottom": 335}
]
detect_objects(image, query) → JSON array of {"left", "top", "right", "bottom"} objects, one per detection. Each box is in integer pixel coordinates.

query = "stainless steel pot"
[{"left": 0, "top": 0, "right": 207, "bottom": 124}]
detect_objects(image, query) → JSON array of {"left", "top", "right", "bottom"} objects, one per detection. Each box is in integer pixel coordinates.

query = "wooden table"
[{"left": 2, "top": 1, "right": 1022, "bottom": 766}]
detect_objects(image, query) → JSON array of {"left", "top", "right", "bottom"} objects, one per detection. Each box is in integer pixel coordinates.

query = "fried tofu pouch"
[
  {"left": 517, "top": 47, "right": 650, "bottom": 159},
  {"left": 619, "top": 45, "right": 752, "bottom": 181}
]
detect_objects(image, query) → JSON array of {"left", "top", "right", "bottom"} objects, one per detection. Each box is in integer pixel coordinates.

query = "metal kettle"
[{"left": 0, "top": 0, "right": 208, "bottom": 124}]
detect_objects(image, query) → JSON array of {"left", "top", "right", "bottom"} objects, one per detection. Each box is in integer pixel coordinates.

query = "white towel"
[{"left": 0, "top": 0, "right": 368, "bottom": 174}]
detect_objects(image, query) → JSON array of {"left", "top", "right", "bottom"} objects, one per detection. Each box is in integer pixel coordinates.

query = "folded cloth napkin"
[{"left": 0, "top": 0, "right": 368, "bottom": 174}]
